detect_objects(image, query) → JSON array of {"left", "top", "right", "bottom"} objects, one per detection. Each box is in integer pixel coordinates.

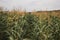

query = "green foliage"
[
  {"left": 21, "top": 13, "right": 40, "bottom": 40},
  {"left": 39, "top": 15, "right": 60, "bottom": 40},
  {"left": 0, "top": 11, "right": 23, "bottom": 40},
  {"left": 0, "top": 11, "right": 8, "bottom": 31},
  {"left": 48, "top": 15, "right": 60, "bottom": 40},
  {"left": 0, "top": 11, "right": 60, "bottom": 40}
]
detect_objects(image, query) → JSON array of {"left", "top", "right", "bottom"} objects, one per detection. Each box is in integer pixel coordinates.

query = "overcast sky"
[{"left": 0, "top": 0, "right": 60, "bottom": 11}]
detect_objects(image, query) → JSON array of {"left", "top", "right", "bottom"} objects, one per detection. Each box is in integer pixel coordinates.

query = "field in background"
[{"left": 0, "top": 10, "right": 60, "bottom": 40}]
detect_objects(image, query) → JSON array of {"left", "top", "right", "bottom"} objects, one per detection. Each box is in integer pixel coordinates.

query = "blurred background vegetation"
[{"left": 0, "top": 8, "right": 60, "bottom": 40}]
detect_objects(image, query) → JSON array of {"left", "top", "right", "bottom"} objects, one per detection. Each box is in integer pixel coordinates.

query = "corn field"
[{"left": 0, "top": 10, "right": 60, "bottom": 40}]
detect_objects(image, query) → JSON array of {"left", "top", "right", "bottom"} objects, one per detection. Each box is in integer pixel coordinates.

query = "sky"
[{"left": 0, "top": 0, "right": 60, "bottom": 11}]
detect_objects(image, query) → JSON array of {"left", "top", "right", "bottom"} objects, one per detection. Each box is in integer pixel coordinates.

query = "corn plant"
[{"left": 20, "top": 13, "right": 40, "bottom": 40}]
